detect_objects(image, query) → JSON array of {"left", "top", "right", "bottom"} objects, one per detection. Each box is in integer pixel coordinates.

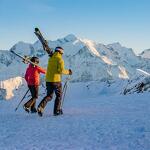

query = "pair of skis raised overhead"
[{"left": 34, "top": 28, "right": 53, "bottom": 57}]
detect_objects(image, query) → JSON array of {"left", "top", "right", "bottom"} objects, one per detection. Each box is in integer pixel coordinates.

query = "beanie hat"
[
  {"left": 30, "top": 56, "right": 39, "bottom": 64},
  {"left": 55, "top": 47, "right": 64, "bottom": 54}
]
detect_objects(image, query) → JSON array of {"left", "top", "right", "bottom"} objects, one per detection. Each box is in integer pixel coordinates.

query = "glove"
[{"left": 69, "top": 69, "right": 72, "bottom": 75}]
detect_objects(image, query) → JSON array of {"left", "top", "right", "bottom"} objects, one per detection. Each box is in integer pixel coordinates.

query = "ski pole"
[
  {"left": 15, "top": 89, "right": 30, "bottom": 111},
  {"left": 60, "top": 76, "right": 71, "bottom": 110}
]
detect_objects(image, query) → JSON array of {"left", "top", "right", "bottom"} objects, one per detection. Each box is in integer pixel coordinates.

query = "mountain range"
[
  {"left": 0, "top": 34, "right": 150, "bottom": 80},
  {"left": 0, "top": 34, "right": 150, "bottom": 99}
]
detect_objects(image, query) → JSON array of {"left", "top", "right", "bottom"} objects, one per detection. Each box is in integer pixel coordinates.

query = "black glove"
[{"left": 69, "top": 69, "right": 72, "bottom": 75}]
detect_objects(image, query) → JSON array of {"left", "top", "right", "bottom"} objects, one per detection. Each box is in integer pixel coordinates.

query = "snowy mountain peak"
[
  {"left": 107, "top": 42, "right": 122, "bottom": 49},
  {"left": 63, "top": 34, "right": 78, "bottom": 42},
  {"left": 10, "top": 41, "right": 35, "bottom": 56},
  {"left": 16, "top": 41, "right": 28, "bottom": 45}
]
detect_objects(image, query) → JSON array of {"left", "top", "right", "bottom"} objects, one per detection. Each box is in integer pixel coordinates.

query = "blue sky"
[{"left": 0, "top": 0, "right": 150, "bottom": 53}]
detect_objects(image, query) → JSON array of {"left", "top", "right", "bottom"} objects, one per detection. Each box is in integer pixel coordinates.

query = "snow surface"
[{"left": 0, "top": 82, "right": 150, "bottom": 150}]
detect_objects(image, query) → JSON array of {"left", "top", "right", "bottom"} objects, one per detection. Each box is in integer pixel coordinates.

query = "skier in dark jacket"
[
  {"left": 24, "top": 57, "right": 46, "bottom": 113},
  {"left": 37, "top": 47, "right": 72, "bottom": 116}
]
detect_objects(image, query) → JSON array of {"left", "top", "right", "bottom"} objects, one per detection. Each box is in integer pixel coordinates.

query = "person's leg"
[
  {"left": 30, "top": 86, "right": 39, "bottom": 113},
  {"left": 37, "top": 82, "right": 54, "bottom": 116},
  {"left": 24, "top": 86, "right": 38, "bottom": 113},
  {"left": 24, "top": 86, "right": 34, "bottom": 112},
  {"left": 53, "top": 82, "right": 63, "bottom": 115}
]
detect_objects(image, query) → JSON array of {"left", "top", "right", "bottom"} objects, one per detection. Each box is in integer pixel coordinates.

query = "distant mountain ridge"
[{"left": 0, "top": 34, "right": 150, "bottom": 82}]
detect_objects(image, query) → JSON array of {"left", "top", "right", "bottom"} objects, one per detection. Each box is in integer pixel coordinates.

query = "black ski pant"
[
  {"left": 38, "top": 82, "right": 62, "bottom": 114},
  {"left": 24, "top": 85, "right": 39, "bottom": 110}
]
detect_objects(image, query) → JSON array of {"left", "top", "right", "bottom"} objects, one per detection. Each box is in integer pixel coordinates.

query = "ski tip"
[{"left": 35, "top": 27, "right": 39, "bottom": 32}]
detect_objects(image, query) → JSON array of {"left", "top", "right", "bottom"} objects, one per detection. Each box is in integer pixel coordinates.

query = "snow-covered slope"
[
  {"left": 123, "top": 74, "right": 150, "bottom": 95},
  {"left": 140, "top": 49, "right": 150, "bottom": 59},
  {"left": 0, "top": 82, "right": 150, "bottom": 150}
]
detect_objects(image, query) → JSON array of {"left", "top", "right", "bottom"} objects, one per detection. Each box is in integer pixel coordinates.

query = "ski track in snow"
[{"left": 0, "top": 85, "right": 150, "bottom": 150}]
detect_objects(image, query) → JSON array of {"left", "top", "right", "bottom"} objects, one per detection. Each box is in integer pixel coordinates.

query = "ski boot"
[
  {"left": 54, "top": 109, "right": 63, "bottom": 116},
  {"left": 23, "top": 105, "right": 30, "bottom": 113},
  {"left": 30, "top": 107, "right": 37, "bottom": 113},
  {"left": 37, "top": 107, "right": 43, "bottom": 117}
]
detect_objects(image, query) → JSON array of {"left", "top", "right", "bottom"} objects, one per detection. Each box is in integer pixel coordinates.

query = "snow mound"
[{"left": 0, "top": 76, "right": 24, "bottom": 100}]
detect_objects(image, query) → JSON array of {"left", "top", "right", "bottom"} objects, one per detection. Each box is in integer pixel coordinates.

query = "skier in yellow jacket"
[{"left": 37, "top": 47, "right": 72, "bottom": 116}]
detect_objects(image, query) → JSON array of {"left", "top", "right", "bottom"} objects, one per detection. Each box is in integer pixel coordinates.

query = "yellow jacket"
[{"left": 45, "top": 52, "right": 69, "bottom": 82}]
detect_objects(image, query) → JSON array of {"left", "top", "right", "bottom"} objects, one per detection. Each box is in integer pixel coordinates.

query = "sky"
[{"left": 0, "top": 0, "right": 150, "bottom": 54}]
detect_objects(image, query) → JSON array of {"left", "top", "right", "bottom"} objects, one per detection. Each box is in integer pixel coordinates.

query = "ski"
[
  {"left": 34, "top": 28, "right": 53, "bottom": 56},
  {"left": 10, "top": 50, "right": 38, "bottom": 66}
]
